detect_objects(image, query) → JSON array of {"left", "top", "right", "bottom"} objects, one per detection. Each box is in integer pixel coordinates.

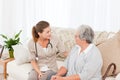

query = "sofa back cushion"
[
  {"left": 13, "top": 45, "right": 30, "bottom": 65},
  {"left": 51, "top": 27, "right": 115, "bottom": 51},
  {"left": 51, "top": 27, "right": 76, "bottom": 60},
  {"left": 51, "top": 27, "right": 76, "bottom": 52},
  {"left": 97, "top": 31, "right": 120, "bottom": 76}
]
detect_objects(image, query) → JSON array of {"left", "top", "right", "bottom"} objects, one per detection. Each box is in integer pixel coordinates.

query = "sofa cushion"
[
  {"left": 97, "top": 31, "right": 120, "bottom": 76},
  {"left": 7, "top": 60, "right": 32, "bottom": 80},
  {"left": 13, "top": 45, "right": 30, "bottom": 65},
  {"left": 51, "top": 27, "right": 76, "bottom": 52},
  {"left": 7, "top": 60, "right": 64, "bottom": 80},
  {"left": 93, "top": 31, "right": 115, "bottom": 46},
  {"left": 105, "top": 77, "right": 115, "bottom": 80},
  {"left": 51, "top": 27, "right": 76, "bottom": 60},
  {"left": 116, "top": 73, "right": 120, "bottom": 80}
]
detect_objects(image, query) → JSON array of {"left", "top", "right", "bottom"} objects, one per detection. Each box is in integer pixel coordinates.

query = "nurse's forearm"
[{"left": 31, "top": 60, "right": 41, "bottom": 74}]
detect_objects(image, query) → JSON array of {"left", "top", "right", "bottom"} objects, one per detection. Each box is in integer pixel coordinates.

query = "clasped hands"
[
  {"left": 51, "top": 75, "right": 65, "bottom": 80},
  {"left": 38, "top": 72, "right": 65, "bottom": 80},
  {"left": 38, "top": 72, "right": 46, "bottom": 78}
]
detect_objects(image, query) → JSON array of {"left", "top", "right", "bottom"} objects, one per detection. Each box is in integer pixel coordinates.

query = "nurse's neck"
[{"left": 38, "top": 37, "right": 48, "bottom": 42}]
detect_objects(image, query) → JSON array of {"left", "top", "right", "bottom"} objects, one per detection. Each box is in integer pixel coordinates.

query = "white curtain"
[{"left": 0, "top": 0, "right": 120, "bottom": 43}]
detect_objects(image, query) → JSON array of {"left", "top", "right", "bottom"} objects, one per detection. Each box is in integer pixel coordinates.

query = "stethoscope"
[
  {"left": 35, "top": 39, "right": 53, "bottom": 61},
  {"left": 46, "top": 39, "right": 53, "bottom": 48}
]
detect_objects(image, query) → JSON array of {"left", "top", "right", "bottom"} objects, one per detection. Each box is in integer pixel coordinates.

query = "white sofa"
[{"left": 7, "top": 27, "right": 120, "bottom": 80}]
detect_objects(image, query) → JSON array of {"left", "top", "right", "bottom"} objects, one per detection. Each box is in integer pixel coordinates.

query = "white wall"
[
  {"left": 0, "top": 0, "right": 3, "bottom": 33},
  {"left": 0, "top": 0, "right": 120, "bottom": 44},
  {"left": 0, "top": 0, "right": 3, "bottom": 43}
]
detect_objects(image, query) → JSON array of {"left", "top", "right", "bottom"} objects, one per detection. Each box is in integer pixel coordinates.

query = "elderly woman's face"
[{"left": 75, "top": 32, "right": 81, "bottom": 45}]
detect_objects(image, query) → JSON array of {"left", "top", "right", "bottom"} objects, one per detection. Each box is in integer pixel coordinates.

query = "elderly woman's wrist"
[
  {"left": 63, "top": 77, "right": 67, "bottom": 80},
  {"left": 56, "top": 73, "right": 61, "bottom": 76}
]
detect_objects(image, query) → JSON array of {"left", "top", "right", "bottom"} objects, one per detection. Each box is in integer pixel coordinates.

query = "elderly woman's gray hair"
[{"left": 78, "top": 25, "right": 94, "bottom": 43}]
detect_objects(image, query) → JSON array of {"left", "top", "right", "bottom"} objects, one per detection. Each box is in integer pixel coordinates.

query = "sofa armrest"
[
  {"left": 115, "top": 73, "right": 120, "bottom": 80},
  {"left": 105, "top": 73, "right": 120, "bottom": 80}
]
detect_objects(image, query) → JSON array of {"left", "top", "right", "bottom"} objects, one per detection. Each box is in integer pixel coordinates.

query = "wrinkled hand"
[
  {"left": 51, "top": 75, "right": 57, "bottom": 80},
  {"left": 64, "top": 52, "right": 69, "bottom": 57},
  {"left": 51, "top": 76, "right": 64, "bottom": 80}
]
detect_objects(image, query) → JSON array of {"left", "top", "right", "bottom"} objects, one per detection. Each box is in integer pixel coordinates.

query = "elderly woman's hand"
[
  {"left": 51, "top": 75, "right": 65, "bottom": 80},
  {"left": 51, "top": 75, "right": 57, "bottom": 80},
  {"left": 64, "top": 51, "right": 69, "bottom": 57}
]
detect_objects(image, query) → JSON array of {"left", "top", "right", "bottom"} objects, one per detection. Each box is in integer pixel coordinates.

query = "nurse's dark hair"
[{"left": 32, "top": 21, "right": 49, "bottom": 42}]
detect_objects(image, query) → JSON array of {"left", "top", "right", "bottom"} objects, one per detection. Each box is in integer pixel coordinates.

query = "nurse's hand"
[{"left": 38, "top": 72, "right": 43, "bottom": 78}]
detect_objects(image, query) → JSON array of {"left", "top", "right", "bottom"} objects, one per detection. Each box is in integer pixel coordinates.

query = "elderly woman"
[{"left": 51, "top": 25, "right": 103, "bottom": 80}]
